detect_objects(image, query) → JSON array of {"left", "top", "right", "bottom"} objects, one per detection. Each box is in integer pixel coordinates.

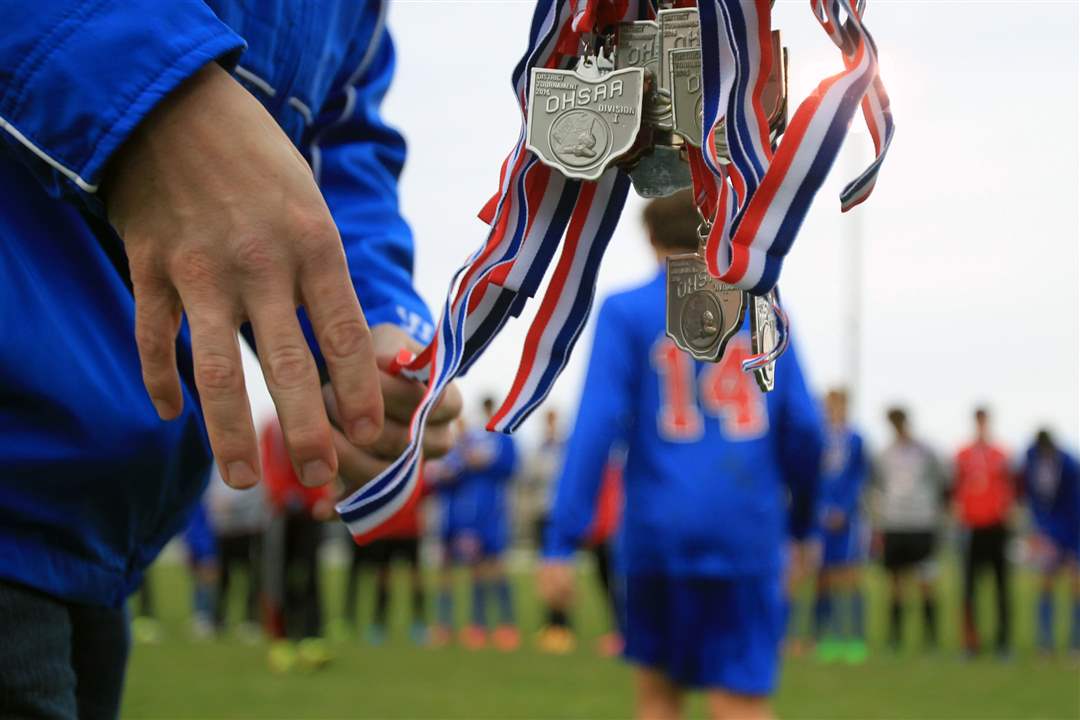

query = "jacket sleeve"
[
  {"left": 843, "top": 433, "right": 869, "bottom": 516},
  {"left": 772, "top": 339, "right": 824, "bottom": 541},
  {"left": 0, "top": 0, "right": 244, "bottom": 211},
  {"left": 304, "top": 26, "right": 433, "bottom": 350},
  {"left": 543, "top": 298, "right": 634, "bottom": 560}
]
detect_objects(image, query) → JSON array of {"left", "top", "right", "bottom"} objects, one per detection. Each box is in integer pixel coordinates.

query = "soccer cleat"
[
  {"left": 429, "top": 625, "right": 453, "bottom": 648},
  {"left": 493, "top": 625, "right": 521, "bottom": 652},
  {"left": 268, "top": 640, "right": 298, "bottom": 674},
  {"left": 596, "top": 632, "right": 624, "bottom": 658},
  {"left": 131, "top": 616, "right": 162, "bottom": 645},
  {"left": 297, "top": 637, "right": 333, "bottom": 671},
  {"left": 815, "top": 639, "right": 843, "bottom": 663},
  {"left": 536, "top": 626, "right": 576, "bottom": 655},
  {"left": 460, "top": 625, "right": 488, "bottom": 650},
  {"left": 843, "top": 640, "right": 868, "bottom": 665},
  {"left": 366, "top": 625, "right": 387, "bottom": 647},
  {"left": 410, "top": 623, "right": 430, "bottom": 646}
]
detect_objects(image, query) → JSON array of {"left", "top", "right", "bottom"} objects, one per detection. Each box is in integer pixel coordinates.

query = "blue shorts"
[
  {"left": 622, "top": 574, "right": 783, "bottom": 694},
  {"left": 442, "top": 526, "right": 507, "bottom": 564},
  {"left": 818, "top": 519, "right": 866, "bottom": 568}
]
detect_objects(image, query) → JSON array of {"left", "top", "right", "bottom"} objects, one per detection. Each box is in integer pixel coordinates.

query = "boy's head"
[
  {"left": 974, "top": 406, "right": 989, "bottom": 440},
  {"left": 642, "top": 189, "right": 701, "bottom": 258},
  {"left": 481, "top": 395, "right": 496, "bottom": 420},
  {"left": 824, "top": 388, "right": 848, "bottom": 426},
  {"left": 886, "top": 406, "right": 908, "bottom": 438}
]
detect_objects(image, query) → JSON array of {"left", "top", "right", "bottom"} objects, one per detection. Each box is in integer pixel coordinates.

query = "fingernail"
[
  {"left": 347, "top": 417, "right": 378, "bottom": 445},
  {"left": 301, "top": 460, "right": 333, "bottom": 487},
  {"left": 151, "top": 397, "right": 176, "bottom": 420},
  {"left": 226, "top": 461, "right": 258, "bottom": 488}
]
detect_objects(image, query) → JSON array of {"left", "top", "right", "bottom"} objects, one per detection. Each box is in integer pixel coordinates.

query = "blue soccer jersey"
[
  {"left": 1021, "top": 445, "right": 1080, "bottom": 549},
  {"left": 816, "top": 427, "right": 869, "bottom": 565},
  {"left": 441, "top": 430, "right": 518, "bottom": 555},
  {"left": 545, "top": 271, "right": 823, "bottom": 577}
]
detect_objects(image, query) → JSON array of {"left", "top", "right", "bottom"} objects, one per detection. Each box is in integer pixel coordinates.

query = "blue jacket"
[
  {"left": 0, "top": 0, "right": 431, "bottom": 608},
  {"left": 544, "top": 271, "right": 823, "bottom": 577}
]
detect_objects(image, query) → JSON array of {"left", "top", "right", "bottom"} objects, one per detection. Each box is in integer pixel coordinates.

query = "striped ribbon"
[
  {"left": 696, "top": 0, "right": 894, "bottom": 295},
  {"left": 337, "top": 0, "right": 645, "bottom": 540}
]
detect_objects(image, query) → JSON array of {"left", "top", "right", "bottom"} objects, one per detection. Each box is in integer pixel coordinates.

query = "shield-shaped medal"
[{"left": 665, "top": 253, "right": 746, "bottom": 363}]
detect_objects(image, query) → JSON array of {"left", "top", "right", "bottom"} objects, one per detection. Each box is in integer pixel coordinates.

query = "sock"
[
  {"left": 813, "top": 593, "right": 833, "bottom": 641},
  {"left": 1071, "top": 598, "right": 1080, "bottom": 649},
  {"left": 923, "top": 597, "right": 938, "bottom": 648},
  {"left": 494, "top": 577, "right": 515, "bottom": 625},
  {"left": 373, "top": 583, "right": 389, "bottom": 628},
  {"left": 1038, "top": 591, "right": 1054, "bottom": 650},
  {"left": 412, "top": 586, "right": 426, "bottom": 625},
  {"left": 546, "top": 608, "right": 569, "bottom": 628},
  {"left": 852, "top": 590, "right": 866, "bottom": 642},
  {"left": 471, "top": 579, "right": 487, "bottom": 628},
  {"left": 889, "top": 599, "right": 903, "bottom": 649},
  {"left": 194, "top": 583, "right": 214, "bottom": 620},
  {"left": 437, "top": 589, "right": 453, "bottom": 628}
]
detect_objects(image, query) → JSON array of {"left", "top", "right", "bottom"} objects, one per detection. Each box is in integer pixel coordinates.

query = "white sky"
[{"left": 248, "top": 0, "right": 1080, "bottom": 460}]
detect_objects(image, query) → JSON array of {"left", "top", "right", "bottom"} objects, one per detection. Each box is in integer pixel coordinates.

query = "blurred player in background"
[
  {"left": 207, "top": 463, "right": 268, "bottom": 639},
  {"left": 182, "top": 498, "right": 219, "bottom": 640},
  {"left": 343, "top": 489, "right": 429, "bottom": 646},
  {"left": 261, "top": 419, "right": 335, "bottom": 673},
  {"left": 812, "top": 389, "right": 870, "bottom": 664},
  {"left": 873, "top": 407, "right": 948, "bottom": 653},
  {"left": 432, "top": 406, "right": 519, "bottom": 651},
  {"left": 540, "top": 191, "right": 822, "bottom": 720},
  {"left": 1018, "top": 429, "right": 1080, "bottom": 654},
  {"left": 952, "top": 407, "right": 1014, "bottom": 658},
  {"left": 538, "top": 448, "right": 626, "bottom": 657}
]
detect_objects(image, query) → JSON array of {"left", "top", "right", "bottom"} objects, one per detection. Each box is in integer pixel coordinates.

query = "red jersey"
[
  {"left": 954, "top": 441, "right": 1013, "bottom": 528},
  {"left": 260, "top": 419, "right": 333, "bottom": 515}
]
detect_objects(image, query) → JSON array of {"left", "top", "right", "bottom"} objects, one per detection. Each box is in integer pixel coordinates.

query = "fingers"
[
  {"left": 300, "top": 248, "right": 383, "bottom": 446},
  {"left": 186, "top": 305, "right": 260, "bottom": 489},
  {"left": 131, "top": 271, "right": 184, "bottom": 419},
  {"left": 247, "top": 295, "right": 336, "bottom": 488},
  {"left": 332, "top": 430, "right": 392, "bottom": 494}
]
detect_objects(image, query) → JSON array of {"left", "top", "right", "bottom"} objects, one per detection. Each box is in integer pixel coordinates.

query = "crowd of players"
[{"left": 142, "top": 193, "right": 1079, "bottom": 718}]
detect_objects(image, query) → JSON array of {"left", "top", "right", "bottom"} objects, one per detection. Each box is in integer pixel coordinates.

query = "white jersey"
[{"left": 874, "top": 439, "right": 946, "bottom": 532}]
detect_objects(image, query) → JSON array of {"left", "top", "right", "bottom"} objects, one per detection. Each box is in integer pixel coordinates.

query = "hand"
[
  {"left": 326, "top": 324, "right": 462, "bottom": 494},
  {"left": 537, "top": 561, "right": 575, "bottom": 611},
  {"left": 105, "top": 63, "right": 383, "bottom": 490}
]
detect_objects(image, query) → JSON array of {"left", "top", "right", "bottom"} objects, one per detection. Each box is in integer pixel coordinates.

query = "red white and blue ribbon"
[
  {"left": 337, "top": 0, "right": 646, "bottom": 540},
  {"left": 696, "top": 0, "right": 894, "bottom": 295}
]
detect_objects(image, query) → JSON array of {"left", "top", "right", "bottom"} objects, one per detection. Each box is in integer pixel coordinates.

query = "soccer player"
[
  {"left": 207, "top": 463, "right": 268, "bottom": 638},
  {"left": 182, "top": 499, "right": 220, "bottom": 640},
  {"left": 540, "top": 191, "right": 822, "bottom": 720},
  {"left": 1018, "top": 429, "right": 1080, "bottom": 654},
  {"left": 873, "top": 407, "right": 948, "bottom": 652},
  {"left": 429, "top": 408, "right": 519, "bottom": 650},
  {"left": 812, "top": 389, "right": 870, "bottom": 664},
  {"left": 953, "top": 407, "right": 1014, "bottom": 657},
  {"left": 0, "top": 3, "right": 461, "bottom": 712}
]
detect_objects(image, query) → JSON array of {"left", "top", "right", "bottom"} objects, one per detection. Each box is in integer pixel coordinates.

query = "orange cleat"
[
  {"left": 492, "top": 625, "right": 521, "bottom": 652},
  {"left": 429, "top": 624, "right": 453, "bottom": 648},
  {"left": 459, "top": 625, "right": 488, "bottom": 650}
]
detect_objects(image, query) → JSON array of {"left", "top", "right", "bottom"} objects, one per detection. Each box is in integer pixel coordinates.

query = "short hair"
[
  {"left": 1036, "top": 428, "right": 1054, "bottom": 449},
  {"left": 481, "top": 395, "right": 497, "bottom": 414},
  {"left": 974, "top": 406, "right": 988, "bottom": 422},
  {"left": 886, "top": 406, "right": 907, "bottom": 428},
  {"left": 642, "top": 189, "right": 701, "bottom": 253},
  {"left": 826, "top": 388, "right": 848, "bottom": 405}
]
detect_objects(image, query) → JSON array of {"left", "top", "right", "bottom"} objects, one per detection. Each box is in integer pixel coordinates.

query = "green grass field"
[{"left": 123, "top": 558, "right": 1079, "bottom": 719}]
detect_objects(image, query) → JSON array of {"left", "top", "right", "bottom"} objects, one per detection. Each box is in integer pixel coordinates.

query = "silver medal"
[
  {"left": 668, "top": 47, "right": 703, "bottom": 147},
  {"left": 526, "top": 63, "right": 645, "bottom": 181},
  {"left": 657, "top": 8, "right": 700, "bottom": 95},
  {"left": 749, "top": 290, "right": 779, "bottom": 392},
  {"left": 629, "top": 140, "right": 692, "bottom": 198},
  {"left": 615, "top": 21, "right": 659, "bottom": 79},
  {"left": 665, "top": 253, "right": 746, "bottom": 363}
]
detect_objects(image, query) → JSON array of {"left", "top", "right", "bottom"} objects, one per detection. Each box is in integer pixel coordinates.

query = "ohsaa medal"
[
  {"left": 665, "top": 252, "right": 746, "bottom": 363},
  {"left": 749, "top": 291, "right": 779, "bottom": 392}
]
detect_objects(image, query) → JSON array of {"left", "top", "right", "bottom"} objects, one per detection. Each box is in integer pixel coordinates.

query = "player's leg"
[
  {"left": 1036, "top": 551, "right": 1058, "bottom": 653},
  {"left": 706, "top": 691, "right": 771, "bottom": 720},
  {"left": 634, "top": 667, "right": 683, "bottom": 720},
  {"left": 961, "top": 527, "right": 981, "bottom": 655},
  {"left": 593, "top": 542, "right": 623, "bottom": 656},
  {"left": 1069, "top": 556, "right": 1080, "bottom": 653},
  {"left": 462, "top": 539, "right": 489, "bottom": 649},
  {"left": 343, "top": 538, "right": 365, "bottom": 632},
  {"left": 404, "top": 537, "right": 428, "bottom": 644},
  {"left": 812, "top": 569, "right": 833, "bottom": 649},
  {"left": 989, "top": 524, "right": 1011, "bottom": 656},
  {"left": 69, "top": 601, "right": 130, "bottom": 720},
  {"left": 916, "top": 532, "right": 939, "bottom": 651},
  {"left": 243, "top": 531, "right": 263, "bottom": 631},
  {"left": 882, "top": 532, "right": 905, "bottom": 651},
  {"left": 432, "top": 540, "right": 455, "bottom": 647},
  {"left": 370, "top": 540, "right": 392, "bottom": 644}
]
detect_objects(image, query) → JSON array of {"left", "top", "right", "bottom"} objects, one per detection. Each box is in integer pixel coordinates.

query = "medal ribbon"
[
  {"left": 337, "top": 0, "right": 647, "bottom": 540},
  {"left": 694, "top": 0, "right": 894, "bottom": 295}
]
